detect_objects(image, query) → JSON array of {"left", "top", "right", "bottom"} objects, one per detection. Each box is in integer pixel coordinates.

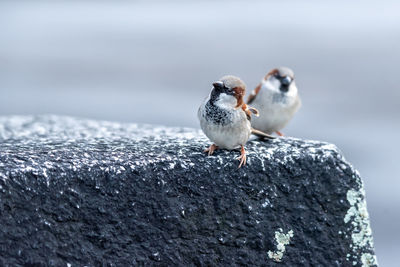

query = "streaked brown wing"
[{"left": 247, "top": 83, "right": 261, "bottom": 104}]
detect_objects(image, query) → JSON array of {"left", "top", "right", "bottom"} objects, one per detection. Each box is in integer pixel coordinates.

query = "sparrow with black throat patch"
[
  {"left": 247, "top": 67, "right": 301, "bottom": 136},
  {"left": 198, "top": 75, "right": 275, "bottom": 168}
]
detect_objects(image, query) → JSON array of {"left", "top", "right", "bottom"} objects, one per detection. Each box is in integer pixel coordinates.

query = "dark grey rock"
[{"left": 0, "top": 115, "right": 377, "bottom": 266}]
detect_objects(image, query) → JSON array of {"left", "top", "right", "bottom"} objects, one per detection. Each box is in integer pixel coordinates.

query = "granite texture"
[{"left": 0, "top": 115, "right": 377, "bottom": 266}]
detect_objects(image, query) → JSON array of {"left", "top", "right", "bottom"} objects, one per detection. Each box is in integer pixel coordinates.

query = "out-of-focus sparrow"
[
  {"left": 247, "top": 67, "right": 301, "bottom": 136},
  {"left": 198, "top": 75, "right": 275, "bottom": 168}
]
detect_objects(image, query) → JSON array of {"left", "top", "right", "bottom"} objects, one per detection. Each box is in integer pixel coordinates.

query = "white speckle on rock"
[
  {"left": 261, "top": 199, "right": 271, "bottom": 208},
  {"left": 267, "top": 228, "right": 294, "bottom": 262},
  {"left": 339, "top": 163, "right": 348, "bottom": 170},
  {"left": 0, "top": 172, "right": 8, "bottom": 181},
  {"left": 169, "top": 162, "right": 176, "bottom": 169}
]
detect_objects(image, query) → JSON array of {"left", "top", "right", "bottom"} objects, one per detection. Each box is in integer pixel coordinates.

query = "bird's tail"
[{"left": 251, "top": 128, "right": 276, "bottom": 139}]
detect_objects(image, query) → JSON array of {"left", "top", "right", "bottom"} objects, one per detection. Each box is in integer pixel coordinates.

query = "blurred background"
[{"left": 1, "top": 0, "right": 399, "bottom": 265}]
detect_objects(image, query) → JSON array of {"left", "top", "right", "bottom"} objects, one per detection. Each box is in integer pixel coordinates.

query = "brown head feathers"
[{"left": 264, "top": 67, "right": 294, "bottom": 81}]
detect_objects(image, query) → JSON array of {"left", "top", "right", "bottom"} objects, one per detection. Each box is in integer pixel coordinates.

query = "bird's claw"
[
  {"left": 237, "top": 145, "right": 247, "bottom": 168},
  {"left": 204, "top": 144, "right": 218, "bottom": 156}
]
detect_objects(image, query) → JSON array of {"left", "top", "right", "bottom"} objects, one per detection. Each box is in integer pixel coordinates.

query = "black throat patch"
[{"left": 204, "top": 98, "right": 232, "bottom": 126}]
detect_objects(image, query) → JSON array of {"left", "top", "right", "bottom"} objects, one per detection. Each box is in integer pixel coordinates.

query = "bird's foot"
[
  {"left": 276, "top": 131, "right": 284, "bottom": 137},
  {"left": 236, "top": 145, "right": 247, "bottom": 168},
  {"left": 204, "top": 144, "right": 218, "bottom": 156}
]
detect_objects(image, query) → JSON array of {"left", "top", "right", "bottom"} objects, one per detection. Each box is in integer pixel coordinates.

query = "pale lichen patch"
[
  {"left": 267, "top": 229, "right": 294, "bottom": 262},
  {"left": 361, "top": 253, "right": 377, "bottom": 267},
  {"left": 344, "top": 188, "right": 377, "bottom": 266}
]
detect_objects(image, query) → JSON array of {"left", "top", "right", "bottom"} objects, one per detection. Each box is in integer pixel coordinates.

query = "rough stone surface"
[{"left": 0, "top": 115, "right": 377, "bottom": 266}]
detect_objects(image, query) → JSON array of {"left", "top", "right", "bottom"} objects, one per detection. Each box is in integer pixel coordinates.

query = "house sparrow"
[
  {"left": 198, "top": 75, "right": 274, "bottom": 168},
  {"left": 247, "top": 67, "right": 301, "bottom": 136}
]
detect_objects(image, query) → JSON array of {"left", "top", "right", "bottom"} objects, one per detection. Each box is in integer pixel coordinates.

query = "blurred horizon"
[{"left": 1, "top": 1, "right": 399, "bottom": 265}]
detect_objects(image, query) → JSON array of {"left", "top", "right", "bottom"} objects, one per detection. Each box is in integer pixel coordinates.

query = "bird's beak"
[
  {"left": 281, "top": 76, "right": 292, "bottom": 86},
  {"left": 212, "top": 81, "right": 224, "bottom": 90}
]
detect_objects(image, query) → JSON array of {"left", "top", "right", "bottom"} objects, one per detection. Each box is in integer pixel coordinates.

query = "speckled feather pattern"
[{"left": 203, "top": 101, "right": 231, "bottom": 125}]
